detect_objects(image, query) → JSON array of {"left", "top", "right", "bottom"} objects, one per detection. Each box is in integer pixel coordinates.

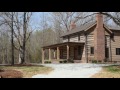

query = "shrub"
[
  {"left": 49, "top": 61, "right": 51, "bottom": 63},
  {"left": 44, "top": 61, "right": 51, "bottom": 64},
  {"left": 71, "top": 61, "right": 74, "bottom": 63},
  {"left": 44, "top": 61, "right": 47, "bottom": 63},
  {"left": 98, "top": 60, "right": 102, "bottom": 63},
  {"left": 92, "top": 60, "right": 97, "bottom": 63},
  {"left": 104, "top": 58, "right": 108, "bottom": 62},
  {"left": 63, "top": 60, "right": 67, "bottom": 63},
  {"left": 68, "top": 58, "right": 74, "bottom": 63},
  {"left": 59, "top": 61, "right": 63, "bottom": 63}
]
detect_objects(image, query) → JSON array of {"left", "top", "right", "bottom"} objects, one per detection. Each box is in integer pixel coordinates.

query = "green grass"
[
  {"left": 0, "top": 65, "right": 53, "bottom": 78},
  {"left": 92, "top": 65, "right": 120, "bottom": 78},
  {"left": 105, "top": 65, "right": 120, "bottom": 73}
]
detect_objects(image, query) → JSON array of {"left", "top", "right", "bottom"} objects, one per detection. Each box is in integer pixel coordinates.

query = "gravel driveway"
[{"left": 32, "top": 63, "right": 112, "bottom": 78}]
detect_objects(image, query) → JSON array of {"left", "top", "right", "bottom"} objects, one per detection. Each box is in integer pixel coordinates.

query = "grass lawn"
[
  {"left": 0, "top": 65, "right": 53, "bottom": 78},
  {"left": 92, "top": 65, "right": 120, "bottom": 78}
]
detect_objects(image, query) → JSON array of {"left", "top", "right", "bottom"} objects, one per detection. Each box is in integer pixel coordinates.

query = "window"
[
  {"left": 116, "top": 48, "right": 120, "bottom": 55},
  {"left": 68, "top": 36, "right": 70, "bottom": 42},
  {"left": 78, "top": 46, "right": 81, "bottom": 55},
  {"left": 90, "top": 47, "right": 94, "bottom": 54},
  {"left": 78, "top": 34, "right": 80, "bottom": 41},
  {"left": 105, "top": 48, "right": 109, "bottom": 58}
]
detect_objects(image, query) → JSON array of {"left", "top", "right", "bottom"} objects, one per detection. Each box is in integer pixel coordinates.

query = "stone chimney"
[
  {"left": 70, "top": 21, "right": 76, "bottom": 30},
  {"left": 94, "top": 13, "right": 105, "bottom": 61}
]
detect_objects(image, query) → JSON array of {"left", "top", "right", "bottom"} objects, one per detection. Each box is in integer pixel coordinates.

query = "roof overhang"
[
  {"left": 60, "top": 30, "right": 84, "bottom": 38},
  {"left": 84, "top": 22, "right": 97, "bottom": 32},
  {"left": 103, "top": 24, "right": 113, "bottom": 34},
  {"left": 61, "top": 22, "right": 97, "bottom": 37},
  {"left": 42, "top": 42, "right": 85, "bottom": 49}
]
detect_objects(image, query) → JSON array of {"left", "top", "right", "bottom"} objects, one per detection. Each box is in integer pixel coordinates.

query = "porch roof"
[{"left": 42, "top": 42, "right": 85, "bottom": 49}]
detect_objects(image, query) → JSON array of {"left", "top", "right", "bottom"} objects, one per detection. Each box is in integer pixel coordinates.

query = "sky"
[
  {"left": 30, "top": 12, "right": 42, "bottom": 30},
  {"left": 30, "top": 12, "right": 51, "bottom": 30},
  {"left": 30, "top": 12, "right": 116, "bottom": 31}
]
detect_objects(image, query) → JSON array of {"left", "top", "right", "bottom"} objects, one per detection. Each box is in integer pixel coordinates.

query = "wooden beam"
[
  {"left": 54, "top": 49, "right": 56, "bottom": 59},
  {"left": 49, "top": 48, "right": 51, "bottom": 60},
  {"left": 57, "top": 47, "right": 60, "bottom": 60},
  {"left": 109, "top": 36, "right": 112, "bottom": 62},
  {"left": 42, "top": 48, "right": 44, "bottom": 64},
  {"left": 67, "top": 45, "right": 69, "bottom": 59},
  {"left": 85, "top": 35, "right": 88, "bottom": 63}
]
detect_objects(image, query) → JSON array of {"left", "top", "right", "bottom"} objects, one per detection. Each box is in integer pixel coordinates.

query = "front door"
[
  {"left": 74, "top": 46, "right": 82, "bottom": 60},
  {"left": 74, "top": 47, "right": 77, "bottom": 60}
]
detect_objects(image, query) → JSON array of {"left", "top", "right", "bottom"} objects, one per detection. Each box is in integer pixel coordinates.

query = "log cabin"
[{"left": 42, "top": 13, "right": 120, "bottom": 63}]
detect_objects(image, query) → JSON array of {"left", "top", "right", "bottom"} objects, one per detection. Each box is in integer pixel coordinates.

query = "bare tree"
[
  {"left": 13, "top": 12, "right": 32, "bottom": 64},
  {"left": 11, "top": 12, "right": 14, "bottom": 65},
  {"left": 100, "top": 12, "right": 120, "bottom": 26},
  {"left": 50, "top": 12, "right": 94, "bottom": 31},
  {"left": 0, "top": 12, "right": 15, "bottom": 65}
]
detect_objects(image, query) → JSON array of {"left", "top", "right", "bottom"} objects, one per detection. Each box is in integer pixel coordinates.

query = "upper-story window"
[
  {"left": 78, "top": 34, "right": 80, "bottom": 41},
  {"left": 68, "top": 36, "right": 70, "bottom": 42}
]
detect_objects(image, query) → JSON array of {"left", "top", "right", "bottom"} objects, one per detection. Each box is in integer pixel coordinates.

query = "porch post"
[
  {"left": 85, "top": 34, "right": 88, "bottom": 63},
  {"left": 49, "top": 48, "right": 51, "bottom": 60},
  {"left": 53, "top": 49, "right": 56, "bottom": 59},
  {"left": 109, "top": 36, "right": 112, "bottom": 62},
  {"left": 57, "top": 47, "right": 60, "bottom": 60},
  {"left": 67, "top": 44, "right": 69, "bottom": 59},
  {"left": 42, "top": 48, "right": 45, "bottom": 64}
]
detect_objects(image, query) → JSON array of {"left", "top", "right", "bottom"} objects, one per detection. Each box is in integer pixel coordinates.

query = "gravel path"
[{"left": 32, "top": 63, "right": 112, "bottom": 78}]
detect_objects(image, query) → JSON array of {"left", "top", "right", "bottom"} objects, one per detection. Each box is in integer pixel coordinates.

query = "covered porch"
[{"left": 42, "top": 42, "right": 85, "bottom": 64}]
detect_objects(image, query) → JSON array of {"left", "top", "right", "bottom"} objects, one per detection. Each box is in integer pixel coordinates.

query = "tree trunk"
[
  {"left": 20, "top": 12, "right": 27, "bottom": 64},
  {"left": 18, "top": 46, "right": 24, "bottom": 64},
  {"left": 18, "top": 51, "right": 21, "bottom": 64},
  {"left": 11, "top": 12, "right": 14, "bottom": 65}
]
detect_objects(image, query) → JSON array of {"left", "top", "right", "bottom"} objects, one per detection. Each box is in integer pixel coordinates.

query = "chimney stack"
[
  {"left": 94, "top": 13, "right": 105, "bottom": 62},
  {"left": 96, "top": 13, "right": 103, "bottom": 29},
  {"left": 70, "top": 21, "right": 76, "bottom": 30}
]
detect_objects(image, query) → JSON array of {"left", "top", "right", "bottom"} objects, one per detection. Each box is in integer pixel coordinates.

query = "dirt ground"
[
  {"left": 0, "top": 64, "right": 52, "bottom": 78},
  {"left": 0, "top": 69, "right": 23, "bottom": 78}
]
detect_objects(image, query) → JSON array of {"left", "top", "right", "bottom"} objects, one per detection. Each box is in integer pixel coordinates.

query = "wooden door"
[{"left": 74, "top": 47, "right": 77, "bottom": 60}]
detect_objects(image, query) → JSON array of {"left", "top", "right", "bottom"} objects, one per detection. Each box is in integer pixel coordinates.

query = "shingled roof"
[
  {"left": 61, "top": 22, "right": 96, "bottom": 37},
  {"left": 108, "top": 26, "right": 120, "bottom": 30},
  {"left": 61, "top": 22, "right": 120, "bottom": 37}
]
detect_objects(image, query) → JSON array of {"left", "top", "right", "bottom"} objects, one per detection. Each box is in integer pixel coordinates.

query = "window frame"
[
  {"left": 116, "top": 48, "right": 120, "bottom": 55},
  {"left": 90, "top": 47, "right": 94, "bottom": 55},
  {"left": 68, "top": 36, "right": 70, "bottom": 42},
  {"left": 78, "top": 34, "right": 80, "bottom": 41}
]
